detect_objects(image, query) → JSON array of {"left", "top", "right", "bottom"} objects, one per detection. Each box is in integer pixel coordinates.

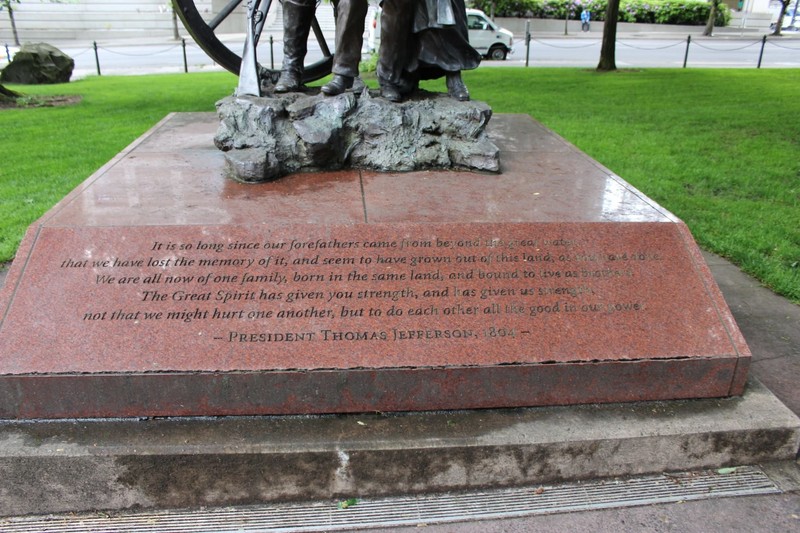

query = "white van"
[{"left": 466, "top": 8, "right": 514, "bottom": 60}]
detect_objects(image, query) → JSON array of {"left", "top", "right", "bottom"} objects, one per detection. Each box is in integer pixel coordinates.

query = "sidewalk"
[
  {"left": 497, "top": 17, "right": 800, "bottom": 38},
  {"left": 10, "top": 20, "right": 799, "bottom": 51}
]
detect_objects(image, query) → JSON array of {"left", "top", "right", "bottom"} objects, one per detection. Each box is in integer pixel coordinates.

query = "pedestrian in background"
[{"left": 581, "top": 9, "right": 591, "bottom": 32}]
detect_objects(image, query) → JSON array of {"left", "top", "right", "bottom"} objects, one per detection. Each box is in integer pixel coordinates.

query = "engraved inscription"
[
  {"left": 63, "top": 227, "right": 664, "bottom": 355},
  {"left": 2, "top": 221, "right": 730, "bottom": 373}
]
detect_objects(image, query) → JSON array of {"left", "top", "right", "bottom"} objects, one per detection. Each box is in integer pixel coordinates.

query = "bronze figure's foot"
[
  {"left": 380, "top": 84, "right": 403, "bottom": 102},
  {"left": 446, "top": 72, "right": 470, "bottom": 102},
  {"left": 321, "top": 74, "right": 354, "bottom": 96},
  {"left": 275, "top": 70, "right": 302, "bottom": 93}
]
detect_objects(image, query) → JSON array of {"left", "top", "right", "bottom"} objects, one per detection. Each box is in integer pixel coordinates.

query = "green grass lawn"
[
  {"left": 453, "top": 69, "right": 800, "bottom": 303},
  {"left": 1, "top": 68, "right": 798, "bottom": 302}
]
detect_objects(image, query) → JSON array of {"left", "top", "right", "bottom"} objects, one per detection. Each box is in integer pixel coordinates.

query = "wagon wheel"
[{"left": 173, "top": 0, "right": 334, "bottom": 84}]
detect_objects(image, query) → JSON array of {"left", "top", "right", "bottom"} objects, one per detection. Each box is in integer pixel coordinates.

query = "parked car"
[{"left": 466, "top": 9, "right": 514, "bottom": 60}]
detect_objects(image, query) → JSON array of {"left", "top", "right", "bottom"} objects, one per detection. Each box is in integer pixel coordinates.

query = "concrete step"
[{"left": 0, "top": 377, "right": 797, "bottom": 516}]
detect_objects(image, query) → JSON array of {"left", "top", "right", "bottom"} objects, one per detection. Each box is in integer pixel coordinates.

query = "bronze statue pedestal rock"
[{"left": 214, "top": 90, "right": 500, "bottom": 182}]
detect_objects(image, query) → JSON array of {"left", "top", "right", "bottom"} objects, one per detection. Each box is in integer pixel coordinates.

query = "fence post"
[
  {"left": 269, "top": 34, "right": 274, "bottom": 70},
  {"left": 757, "top": 34, "right": 766, "bottom": 68},
  {"left": 683, "top": 35, "right": 691, "bottom": 68},
  {"left": 93, "top": 41, "right": 101, "bottom": 76},
  {"left": 182, "top": 38, "right": 188, "bottom": 73},
  {"left": 525, "top": 20, "right": 532, "bottom": 67}
]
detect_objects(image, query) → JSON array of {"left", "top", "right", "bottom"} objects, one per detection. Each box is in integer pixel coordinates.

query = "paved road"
[{"left": 22, "top": 32, "right": 798, "bottom": 80}]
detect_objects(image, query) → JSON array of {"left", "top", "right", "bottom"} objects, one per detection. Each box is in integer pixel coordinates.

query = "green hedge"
[{"left": 469, "top": 0, "right": 731, "bottom": 26}]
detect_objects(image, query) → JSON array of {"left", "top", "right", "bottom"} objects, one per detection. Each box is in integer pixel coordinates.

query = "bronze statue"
[
  {"left": 274, "top": 0, "right": 318, "bottom": 93},
  {"left": 273, "top": 0, "right": 479, "bottom": 102},
  {"left": 378, "top": 0, "right": 480, "bottom": 102},
  {"left": 321, "top": 0, "right": 369, "bottom": 96}
]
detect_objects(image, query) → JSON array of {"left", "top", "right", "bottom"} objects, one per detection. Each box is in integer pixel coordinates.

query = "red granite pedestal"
[{"left": 0, "top": 113, "right": 750, "bottom": 418}]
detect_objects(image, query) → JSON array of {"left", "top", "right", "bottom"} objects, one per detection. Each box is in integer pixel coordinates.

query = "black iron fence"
[
  {"left": 522, "top": 31, "right": 800, "bottom": 68},
  {"left": 3, "top": 33, "right": 799, "bottom": 76}
]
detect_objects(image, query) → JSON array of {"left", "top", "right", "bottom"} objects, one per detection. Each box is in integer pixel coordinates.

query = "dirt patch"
[{"left": 0, "top": 94, "right": 82, "bottom": 110}]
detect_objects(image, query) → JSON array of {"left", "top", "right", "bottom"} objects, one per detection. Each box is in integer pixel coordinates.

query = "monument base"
[
  {"left": 0, "top": 113, "right": 750, "bottom": 418},
  {"left": 0, "top": 377, "right": 797, "bottom": 516},
  {"left": 0, "top": 111, "right": 795, "bottom": 518}
]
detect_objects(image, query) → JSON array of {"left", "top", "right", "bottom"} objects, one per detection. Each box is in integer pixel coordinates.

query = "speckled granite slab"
[{"left": 0, "top": 113, "right": 749, "bottom": 418}]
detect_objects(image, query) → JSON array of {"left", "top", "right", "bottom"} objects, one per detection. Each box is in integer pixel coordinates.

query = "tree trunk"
[
  {"left": 703, "top": 0, "right": 717, "bottom": 36},
  {"left": 0, "top": 82, "right": 21, "bottom": 104},
  {"left": 7, "top": 3, "right": 20, "bottom": 46},
  {"left": 597, "top": 0, "right": 620, "bottom": 71},
  {"left": 172, "top": 10, "right": 181, "bottom": 41},
  {"left": 772, "top": 0, "right": 790, "bottom": 36}
]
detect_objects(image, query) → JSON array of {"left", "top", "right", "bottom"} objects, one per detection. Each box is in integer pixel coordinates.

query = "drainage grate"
[{"left": 0, "top": 466, "right": 780, "bottom": 533}]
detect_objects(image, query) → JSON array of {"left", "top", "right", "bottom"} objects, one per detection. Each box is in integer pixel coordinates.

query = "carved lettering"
[{"left": 67, "top": 231, "right": 661, "bottom": 353}]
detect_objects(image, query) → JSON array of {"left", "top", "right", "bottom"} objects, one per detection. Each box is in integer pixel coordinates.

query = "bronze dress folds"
[
  {"left": 411, "top": 0, "right": 481, "bottom": 80},
  {"left": 378, "top": 0, "right": 480, "bottom": 92}
]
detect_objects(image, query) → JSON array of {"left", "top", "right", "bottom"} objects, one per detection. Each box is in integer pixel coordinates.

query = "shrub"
[
  {"left": 468, "top": 0, "right": 730, "bottom": 26},
  {"left": 469, "top": 0, "right": 537, "bottom": 17},
  {"left": 359, "top": 51, "right": 379, "bottom": 74}
]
